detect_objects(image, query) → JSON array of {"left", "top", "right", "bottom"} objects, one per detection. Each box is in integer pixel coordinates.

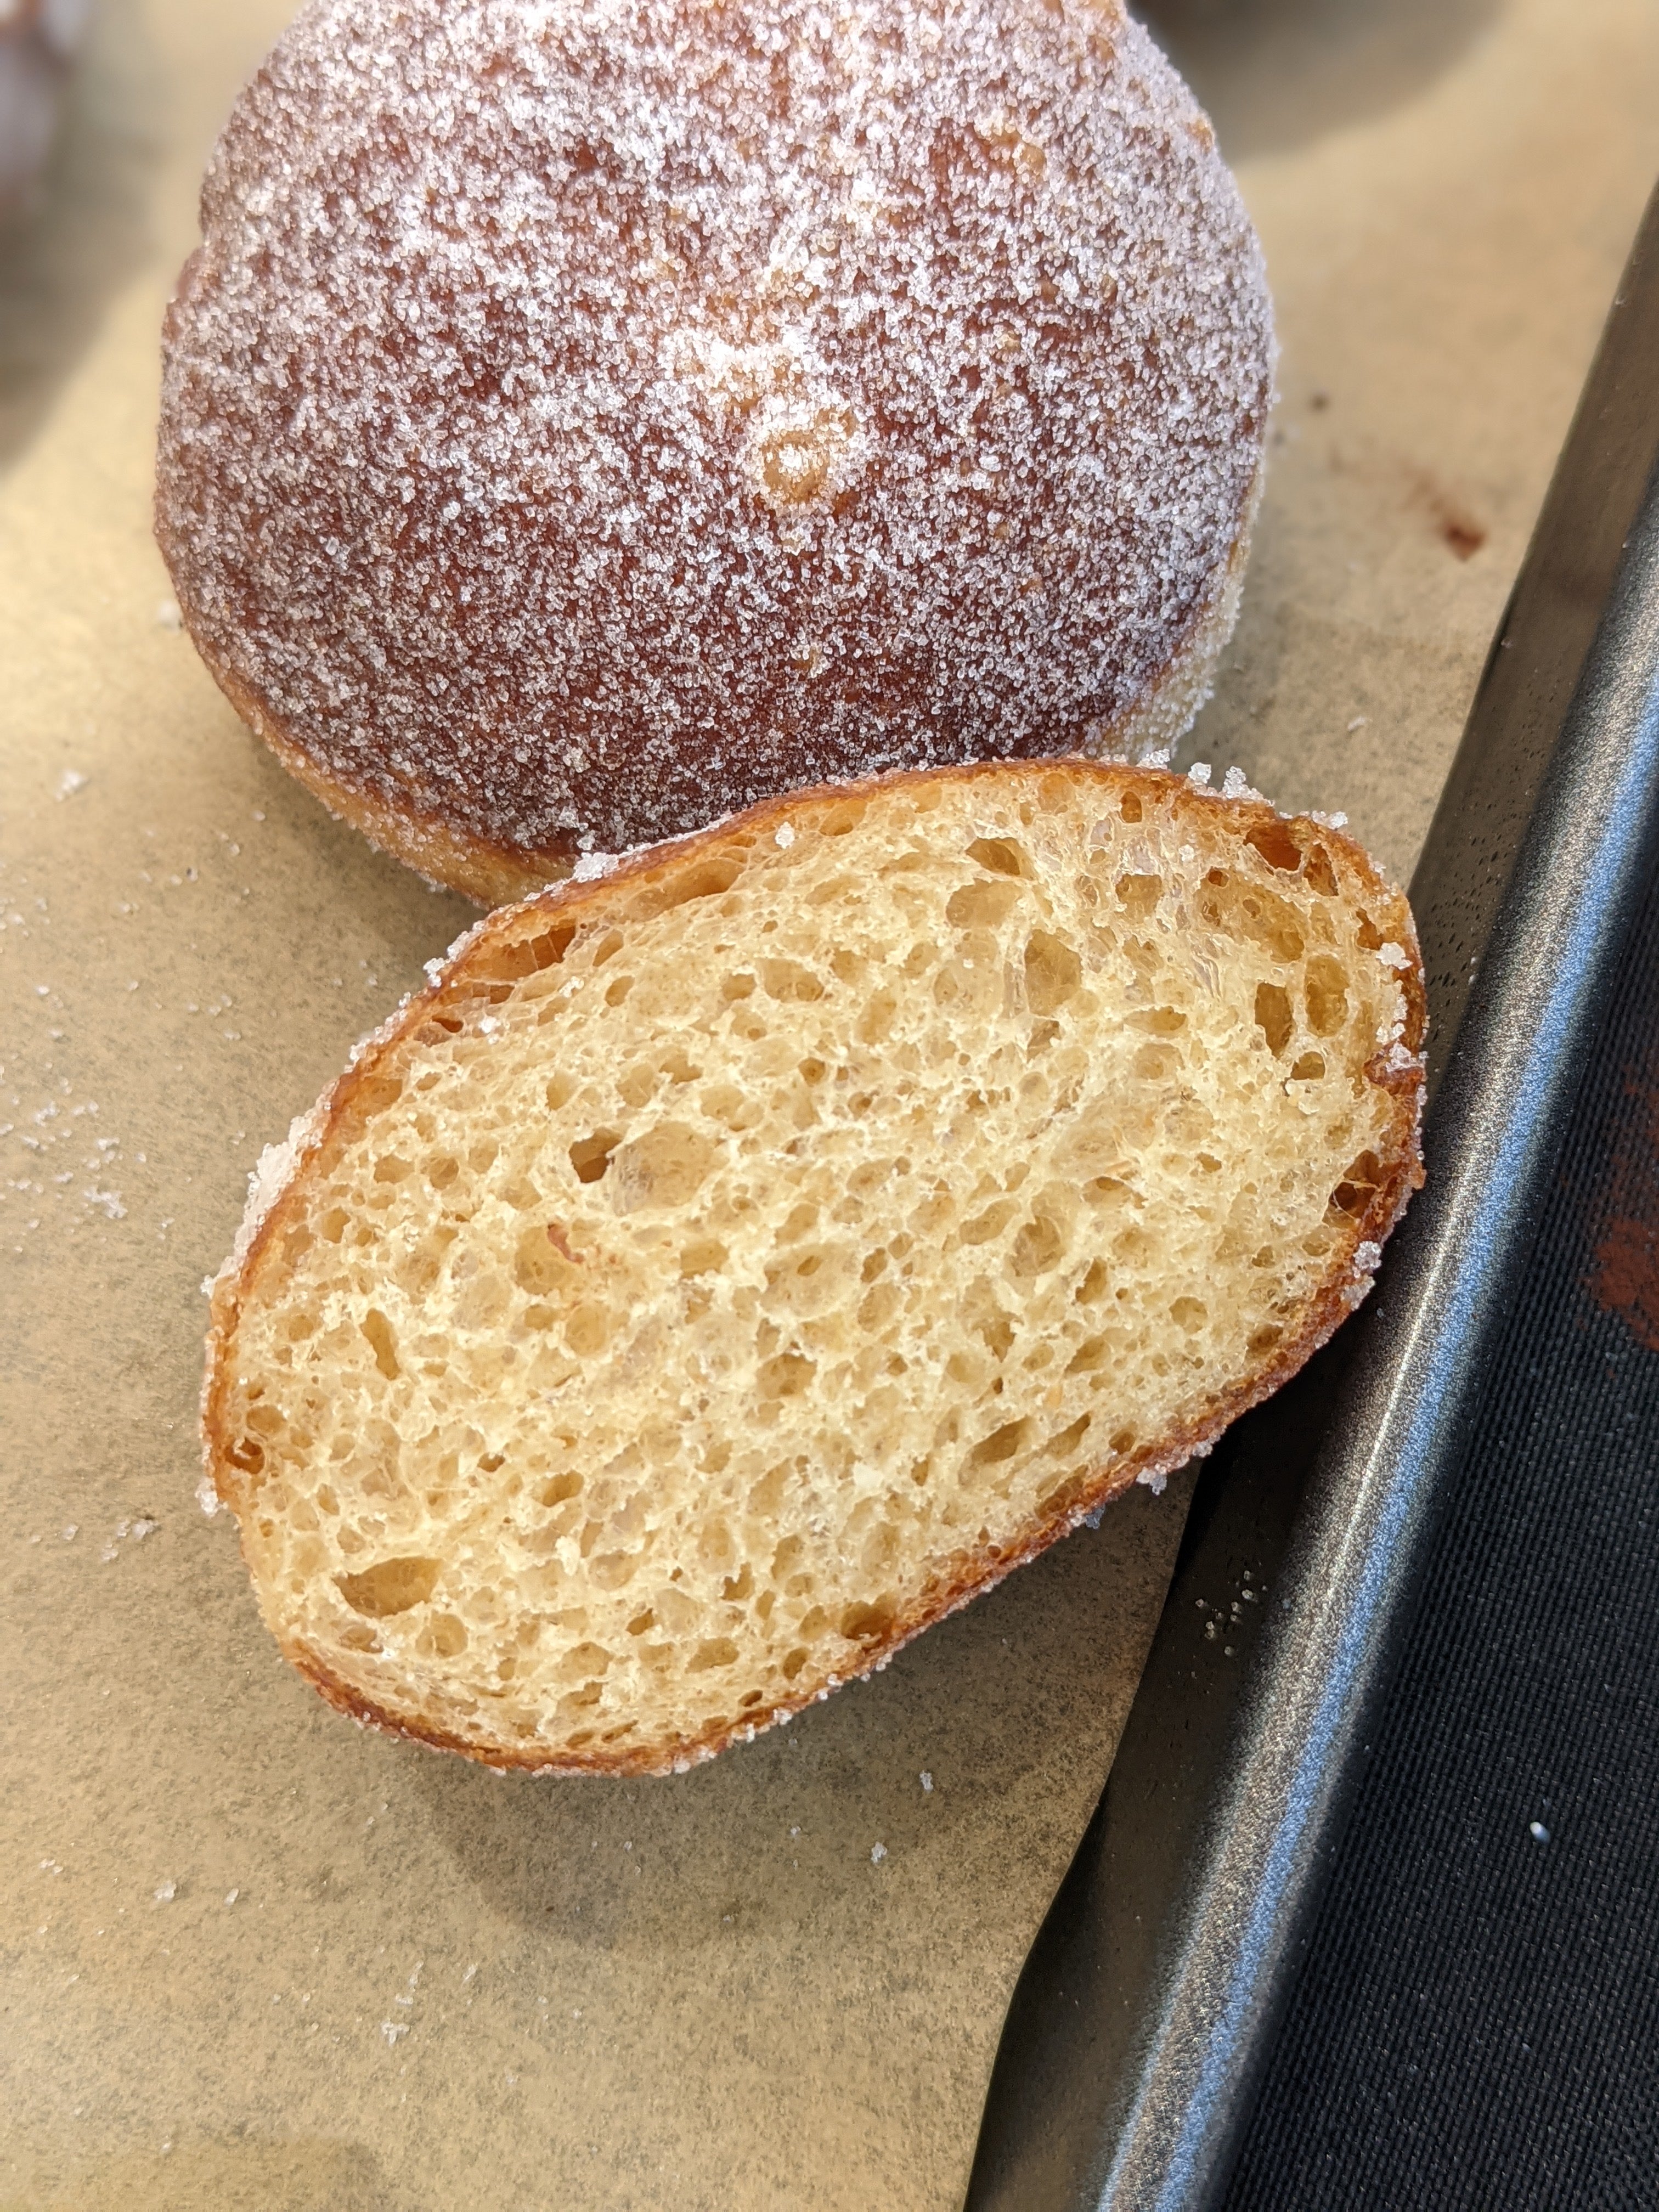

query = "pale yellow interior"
[{"left": 218, "top": 770, "right": 1413, "bottom": 1767}]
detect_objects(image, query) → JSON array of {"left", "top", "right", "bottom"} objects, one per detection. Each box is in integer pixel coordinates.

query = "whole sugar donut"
[{"left": 156, "top": 0, "right": 1273, "bottom": 904}]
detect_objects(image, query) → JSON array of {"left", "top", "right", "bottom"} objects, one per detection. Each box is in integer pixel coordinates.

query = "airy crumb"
[{"left": 203, "top": 763, "right": 1423, "bottom": 1774}]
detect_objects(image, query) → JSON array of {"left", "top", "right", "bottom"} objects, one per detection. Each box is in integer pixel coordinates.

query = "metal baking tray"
[{"left": 964, "top": 182, "right": 1659, "bottom": 2212}]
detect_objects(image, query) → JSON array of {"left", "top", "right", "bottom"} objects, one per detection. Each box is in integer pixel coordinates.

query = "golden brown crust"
[{"left": 202, "top": 759, "right": 1424, "bottom": 1775}]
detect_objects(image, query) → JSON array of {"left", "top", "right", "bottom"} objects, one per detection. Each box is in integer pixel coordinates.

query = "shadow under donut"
[{"left": 400, "top": 1470, "right": 1197, "bottom": 1960}]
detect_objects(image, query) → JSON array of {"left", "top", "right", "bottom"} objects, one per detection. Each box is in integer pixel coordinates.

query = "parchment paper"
[{"left": 2, "top": 2, "right": 1655, "bottom": 2205}]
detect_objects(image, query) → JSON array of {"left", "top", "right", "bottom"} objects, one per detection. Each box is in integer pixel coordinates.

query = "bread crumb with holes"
[{"left": 201, "top": 761, "right": 1423, "bottom": 1775}]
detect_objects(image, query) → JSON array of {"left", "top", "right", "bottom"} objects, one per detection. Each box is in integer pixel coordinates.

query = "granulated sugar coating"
[{"left": 156, "top": 0, "right": 1273, "bottom": 904}]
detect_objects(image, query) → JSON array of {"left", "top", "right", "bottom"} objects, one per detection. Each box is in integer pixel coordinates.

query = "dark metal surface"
[{"left": 965, "top": 183, "right": 1659, "bottom": 2212}]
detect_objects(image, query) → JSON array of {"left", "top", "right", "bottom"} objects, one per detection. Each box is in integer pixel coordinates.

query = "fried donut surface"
[{"left": 157, "top": 0, "right": 1272, "bottom": 901}]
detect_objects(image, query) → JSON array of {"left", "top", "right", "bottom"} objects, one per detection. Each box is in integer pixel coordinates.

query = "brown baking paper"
[{"left": 1, "top": 1, "right": 1655, "bottom": 2204}]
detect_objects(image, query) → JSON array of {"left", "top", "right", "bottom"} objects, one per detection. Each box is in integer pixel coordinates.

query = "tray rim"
[{"left": 964, "top": 180, "right": 1659, "bottom": 2212}]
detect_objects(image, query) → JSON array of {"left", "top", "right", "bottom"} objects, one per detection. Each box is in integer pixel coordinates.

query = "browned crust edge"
[
  {"left": 162, "top": 467, "right": 1262, "bottom": 910},
  {"left": 201, "top": 758, "right": 1425, "bottom": 1779}
]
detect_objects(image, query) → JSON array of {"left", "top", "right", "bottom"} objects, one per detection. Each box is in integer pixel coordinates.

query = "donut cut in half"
[{"left": 202, "top": 761, "right": 1424, "bottom": 1774}]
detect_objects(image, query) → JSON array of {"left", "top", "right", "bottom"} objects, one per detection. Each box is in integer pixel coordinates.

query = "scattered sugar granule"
[
  {"left": 1346, "top": 716, "right": 1368, "bottom": 733},
  {"left": 380, "top": 2021, "right": 409, "bottom": 2046},
  {"left": 224, "top": 1889, "right": 240, "bottom": 1905},
  {"left": 1530, "top": 1821, "right": 1550, "bottom": 1844},
  {"left": 101, "top": 1516, "right": 161, "bottom": 1564},
  {"left": 920, "top": 1772, "right": 934, "bottom": 1794},
  {"left": 54, "top": 769, "right": 87, "bottom": 801},
  {"left": 1376, "top": 942, "right": 1413, "bottom": 972},
  {"left": 83, "top": 1189, "right": 126, "bottom": 1220},
  {"left": 156, "top": 599, "right": 183, "bottom": 630},
  {"left": 153, "top": 1880, "right": 177, "bottom": 1903},
  {"left": 1188, "top": 763, "right": 1214, "bottom": 789},
  {"left": 871, "top": 1842, "right": 888, "bottom": 1865}
]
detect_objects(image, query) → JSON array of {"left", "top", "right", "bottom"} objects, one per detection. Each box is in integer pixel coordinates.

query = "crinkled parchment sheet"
[{"left": 1, "top": 2, "right": 1654, "bottom": 2205}]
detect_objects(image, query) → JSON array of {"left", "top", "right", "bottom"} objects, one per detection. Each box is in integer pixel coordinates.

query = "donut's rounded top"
[{"left": 157, "top": 0, "right": 1272, "bottom": 886}]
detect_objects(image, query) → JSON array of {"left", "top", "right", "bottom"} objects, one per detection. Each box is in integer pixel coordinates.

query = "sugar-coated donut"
[{"left": 156, "top": 0, "right": 1272, "bottom": 905}]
